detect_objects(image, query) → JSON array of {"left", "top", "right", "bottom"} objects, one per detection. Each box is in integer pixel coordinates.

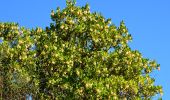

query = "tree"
[
  {"left": 0, "top": 23, "right": 37, "bottom": 99},
  {"left": 0, "top": 0, "right": 163, "bottom": 99}
]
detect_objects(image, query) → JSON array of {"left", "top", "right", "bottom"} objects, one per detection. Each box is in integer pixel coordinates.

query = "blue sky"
[{"left": 0, "top": 0, "right": 169, "bottom": 99}]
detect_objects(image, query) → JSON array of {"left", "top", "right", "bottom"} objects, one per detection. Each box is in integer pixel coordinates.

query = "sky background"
[{"left": 0, "top": 0, "right": 169, "bottom": 99}]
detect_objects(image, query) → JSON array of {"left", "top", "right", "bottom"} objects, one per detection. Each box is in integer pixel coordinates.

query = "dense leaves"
[{"left": 0, "top": 0, "right": 162, "bottom": 99}]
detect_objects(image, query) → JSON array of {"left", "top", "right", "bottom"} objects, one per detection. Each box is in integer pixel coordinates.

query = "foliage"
[{"left": 0, "top": 0, "right": 162, "bottom": 99}]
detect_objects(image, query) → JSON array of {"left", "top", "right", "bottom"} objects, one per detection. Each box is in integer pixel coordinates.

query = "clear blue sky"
[{"left": 0, "top": 0, "right": 169, "bottom": 99}]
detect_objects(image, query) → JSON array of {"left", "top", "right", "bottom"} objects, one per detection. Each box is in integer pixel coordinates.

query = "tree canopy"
[{"left": 0, "top": 0, "right": 162, "bottom": 99}]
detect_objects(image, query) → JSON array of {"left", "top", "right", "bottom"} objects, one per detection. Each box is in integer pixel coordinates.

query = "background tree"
[
  {"left": 0, "top": 23, "right": 37, "bottom": 99},
  {"left": 0, "top": 0, "right": 163, "bottom": 99}
]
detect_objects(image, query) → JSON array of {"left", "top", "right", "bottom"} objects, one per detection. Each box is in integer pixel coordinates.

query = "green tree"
[
  {"left": 0, "top": 23, "right": 35, "bottom": 99},
  {"left": 0, "top": 0, "right": 163, "bottom": 99}
]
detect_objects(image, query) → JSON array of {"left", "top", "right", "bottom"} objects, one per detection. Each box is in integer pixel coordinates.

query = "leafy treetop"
[{"left": 0, "top": 0, "right": 162, "bottom": 99}]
